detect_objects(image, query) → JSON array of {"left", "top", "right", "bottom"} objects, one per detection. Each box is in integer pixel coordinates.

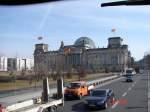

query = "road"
[{"left": 58, "top": 73, "right": 148, "bottom": 112}]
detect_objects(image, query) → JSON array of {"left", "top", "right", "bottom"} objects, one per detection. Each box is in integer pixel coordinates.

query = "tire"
[
  {"left": 104, "top": 102, "right": 108, "bottom": 109},
  {"left": 49, "top": 106, "right": 57, "bottom": 112},
  {"left": 42, "top": 108, "right": 49, "bottom": 112}
]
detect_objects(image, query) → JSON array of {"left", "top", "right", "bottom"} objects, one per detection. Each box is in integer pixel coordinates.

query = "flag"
[
  {"left": 37, "top": 36, "right": 43, "bottom": 40},
  {"left": 111, "top": 28, "right": 116, "bottom": 32}
]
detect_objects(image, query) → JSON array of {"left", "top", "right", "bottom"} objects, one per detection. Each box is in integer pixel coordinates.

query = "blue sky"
[{"left": 0, "top": 0, "right": 150, "bottom": 60}]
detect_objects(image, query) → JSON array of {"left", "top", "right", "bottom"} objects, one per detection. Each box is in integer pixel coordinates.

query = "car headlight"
[{"left": 97, "top": 100, "right": 104, "bottom": 105}]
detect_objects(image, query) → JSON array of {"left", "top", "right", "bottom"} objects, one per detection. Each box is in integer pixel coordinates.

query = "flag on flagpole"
[
  {"left": 37, "top": 36, "right": 43, "bottom": 40},
  {"left": 111, "top": 28, "right": 116, "bottom": 32}
]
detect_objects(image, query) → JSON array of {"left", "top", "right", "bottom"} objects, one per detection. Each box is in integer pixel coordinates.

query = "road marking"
[
  {"left": 128, "top": 87, "right": 132, "bottom": 91},
  {"left": 111, "top": 101, "right": 119, "bottom": 109},
  {"left": 122, "top": 92, "right": 127, "bottom": 97},
  {"left": 132, "top": 84, "right": 135, "bottom": 87}
]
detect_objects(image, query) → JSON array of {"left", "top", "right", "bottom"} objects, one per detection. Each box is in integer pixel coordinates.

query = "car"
[
  {"left": 84, "top": 89, "right": 115, "bottom": 109},
  {"left": 125, "top": 68, "right": 136, "bottom": 76},
  {"left": 126, "top": 75, "right": 133, "bottom": 82},
  {"left": 64, "top": 81, "right": 89, "bottom": 100}
]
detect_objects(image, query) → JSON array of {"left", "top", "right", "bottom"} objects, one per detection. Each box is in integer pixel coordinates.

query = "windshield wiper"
[
  {"left": 101, "top": 0, "right": 150, "bottom": 7},
  {"left": 0, "top": 0, "right": 73, "bottom": 5}
]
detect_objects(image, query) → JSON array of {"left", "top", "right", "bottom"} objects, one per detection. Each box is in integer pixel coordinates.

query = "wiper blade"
[
  {"left": 101, "top": 0, "right": 150, "bottom": 7},
  {"left": 0, "top": 0, "right": 71, "bottom": 5}
]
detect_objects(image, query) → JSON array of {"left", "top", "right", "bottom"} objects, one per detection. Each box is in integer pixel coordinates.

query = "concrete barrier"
[
  {"left": 86, "top": 75, "right": 118, "bottom": 86},
  {"left": 6, "top": 100, "right": 34, "bottom": 111}
]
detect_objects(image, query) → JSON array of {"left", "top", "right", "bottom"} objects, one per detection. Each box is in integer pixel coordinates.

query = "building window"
[{"left": 111, "top": 56, "right": 118, "bottom": 65}]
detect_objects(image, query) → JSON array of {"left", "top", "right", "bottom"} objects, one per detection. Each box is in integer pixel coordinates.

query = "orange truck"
[{"left": 64, "top": 81, "right": 94, "bottom": 99}]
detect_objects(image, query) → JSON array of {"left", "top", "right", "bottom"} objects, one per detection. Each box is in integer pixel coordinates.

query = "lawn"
[{"left": 0, "top": 72, "right": 116, "bottom": 90}]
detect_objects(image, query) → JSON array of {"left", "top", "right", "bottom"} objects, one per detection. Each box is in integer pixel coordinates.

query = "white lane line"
[
  {"left": 128, "top": 87, "right": 132, "bottom": 91},
  {"left": 111, "top": 75, "right": 139, "bottom": 109},
  {"left": 122, "top": 92, "right": 127, "bottom": 97},
  {"left": 111, "top": 101, "right": 119, "bottom": 109},
  {"left": 132, "top": 84, "right": 135, "bottom": 87}
]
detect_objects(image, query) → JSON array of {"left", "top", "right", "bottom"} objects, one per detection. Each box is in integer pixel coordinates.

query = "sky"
[{"left": 0, "top": 0, "right": 150, "bottom": 61}]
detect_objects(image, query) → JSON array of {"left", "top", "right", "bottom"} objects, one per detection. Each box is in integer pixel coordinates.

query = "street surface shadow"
[
  {"left": 71, "top": 102, "right": 109, "bottom": 112},
  {"left": 72, "top": 102, "right": 87, "bottom": 112},
  {"left": 121, "top": 80, "right": 133, "bottom": 83},
  {"left": 65, "top": 97, "right": 80, "bottom": 101},
  {"left": 126, "top": 106, "right": 145, "bottom": 110}
]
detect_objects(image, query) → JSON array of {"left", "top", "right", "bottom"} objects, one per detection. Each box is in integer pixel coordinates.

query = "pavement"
[{"left": 57, "top": 73, "right": 148, "bottom": 112}]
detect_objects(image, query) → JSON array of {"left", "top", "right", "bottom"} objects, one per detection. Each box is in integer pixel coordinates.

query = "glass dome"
[{"left": 74, "top": 37, "right": 96, "bottom": 49}]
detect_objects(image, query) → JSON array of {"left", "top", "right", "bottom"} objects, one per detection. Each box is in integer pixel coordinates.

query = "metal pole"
[
  {"left": 42, "top": 77, "right": 50, "bottom": 103},
  {"left": 57, "top": 77, "right": 64, "bottom": 106}
]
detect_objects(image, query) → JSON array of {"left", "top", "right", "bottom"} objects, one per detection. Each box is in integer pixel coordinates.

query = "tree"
[
  {"left": 21, "top": 69, "right": 26, "bottom": 76},
  {"left": 144, "top": 54, "right": 150, "bottom": 70},
  {"left": 28, "top": 70, "right": 34, "bottom": 86},
  {"left": 9, "top": 71, "right": 16, "bottom": 83},
  {"left": 77, "top": 66, "right": 87, "bottom": 81},
  {"left": 9, "top": 71, "right": 16, "bottom": 89},
  {"left": 66, "top": 67, "right": 73, "bottom": 79}
]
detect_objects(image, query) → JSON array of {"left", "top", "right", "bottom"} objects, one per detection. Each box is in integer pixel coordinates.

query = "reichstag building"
[{"left": 34, "top": 37, "right": 131, "bottom": 74}]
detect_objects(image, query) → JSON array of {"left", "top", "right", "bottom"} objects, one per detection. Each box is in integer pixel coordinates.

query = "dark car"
[
  {"left": 126, "top": 75, "right": 133, "bottom": 82},
  {"left": 84, "top": 89, "right": 115, "bottom": 109}
]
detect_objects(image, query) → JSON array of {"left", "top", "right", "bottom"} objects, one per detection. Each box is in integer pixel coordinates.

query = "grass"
[
  {"left": 0, "top": 72, "right": 116, "bottom": 91},
  {"left": 0, "top": 71, "right": 9, "bottom": 76}
]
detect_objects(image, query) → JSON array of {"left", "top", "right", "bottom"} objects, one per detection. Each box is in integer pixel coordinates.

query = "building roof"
[
  {"left": 74, "top": 37, "right": 96, "bottom": 49},
  {"left": 108, "top": 37, "right": 122, "bottom": 40}
]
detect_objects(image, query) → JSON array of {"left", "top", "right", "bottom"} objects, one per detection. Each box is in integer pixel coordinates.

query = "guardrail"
[
  {"left": 6, "top": 100, "right": 34, "bottom": 112},
  {"left": 86, "top": 75, "right": 118, "bottom": 87}
]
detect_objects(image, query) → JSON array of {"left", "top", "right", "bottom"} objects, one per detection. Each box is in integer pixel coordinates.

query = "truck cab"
[
  {"left": 64, "top": 81, "right": 88, "bottom": 99},
  {"left": 125, "top": 68, "right": 136, "bottom": 76}
]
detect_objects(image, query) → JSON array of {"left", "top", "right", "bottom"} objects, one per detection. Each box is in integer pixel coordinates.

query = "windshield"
[
  {"left": 0, "top": 1, "right": 150, "bottom": 112},
  {"left": 126, "top": 70, "right": 133, "bottom": 74},
  {"left": 68, "top": 83, "right": 81, "bottom": 88},
  {"left": 91, "top": 90, "right": 106, "bottom": 97}
]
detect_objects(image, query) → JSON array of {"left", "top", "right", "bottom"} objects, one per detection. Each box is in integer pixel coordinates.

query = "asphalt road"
[{"left": 58, "top": 73, "right": 148, "bottom": 112}]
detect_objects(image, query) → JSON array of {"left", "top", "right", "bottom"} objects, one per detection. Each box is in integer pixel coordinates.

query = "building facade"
[
  {"left": 0, "top": 57, "right": 7, "bottom": 71},
  {"left": 34, "top": 37, "right": 131, "bottom": 74},
  {"left": 7, "top": 58, "right": 34, "bottom": 71}
]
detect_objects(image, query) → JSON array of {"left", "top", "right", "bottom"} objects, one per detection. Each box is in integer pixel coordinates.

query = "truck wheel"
[
  {"left": 42, "top": 108, "right": 49, "bottom": 112},
  {"left": 49, "top": 106, "right": 57, "bottom": 112}
]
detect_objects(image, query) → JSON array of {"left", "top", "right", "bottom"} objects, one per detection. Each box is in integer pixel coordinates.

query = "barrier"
[
  {"left": 86, "top": 75, "right": 118, "bottom": 87},
  {"left": 6, "top": 100, "right": 34, "bottom": 111}
]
